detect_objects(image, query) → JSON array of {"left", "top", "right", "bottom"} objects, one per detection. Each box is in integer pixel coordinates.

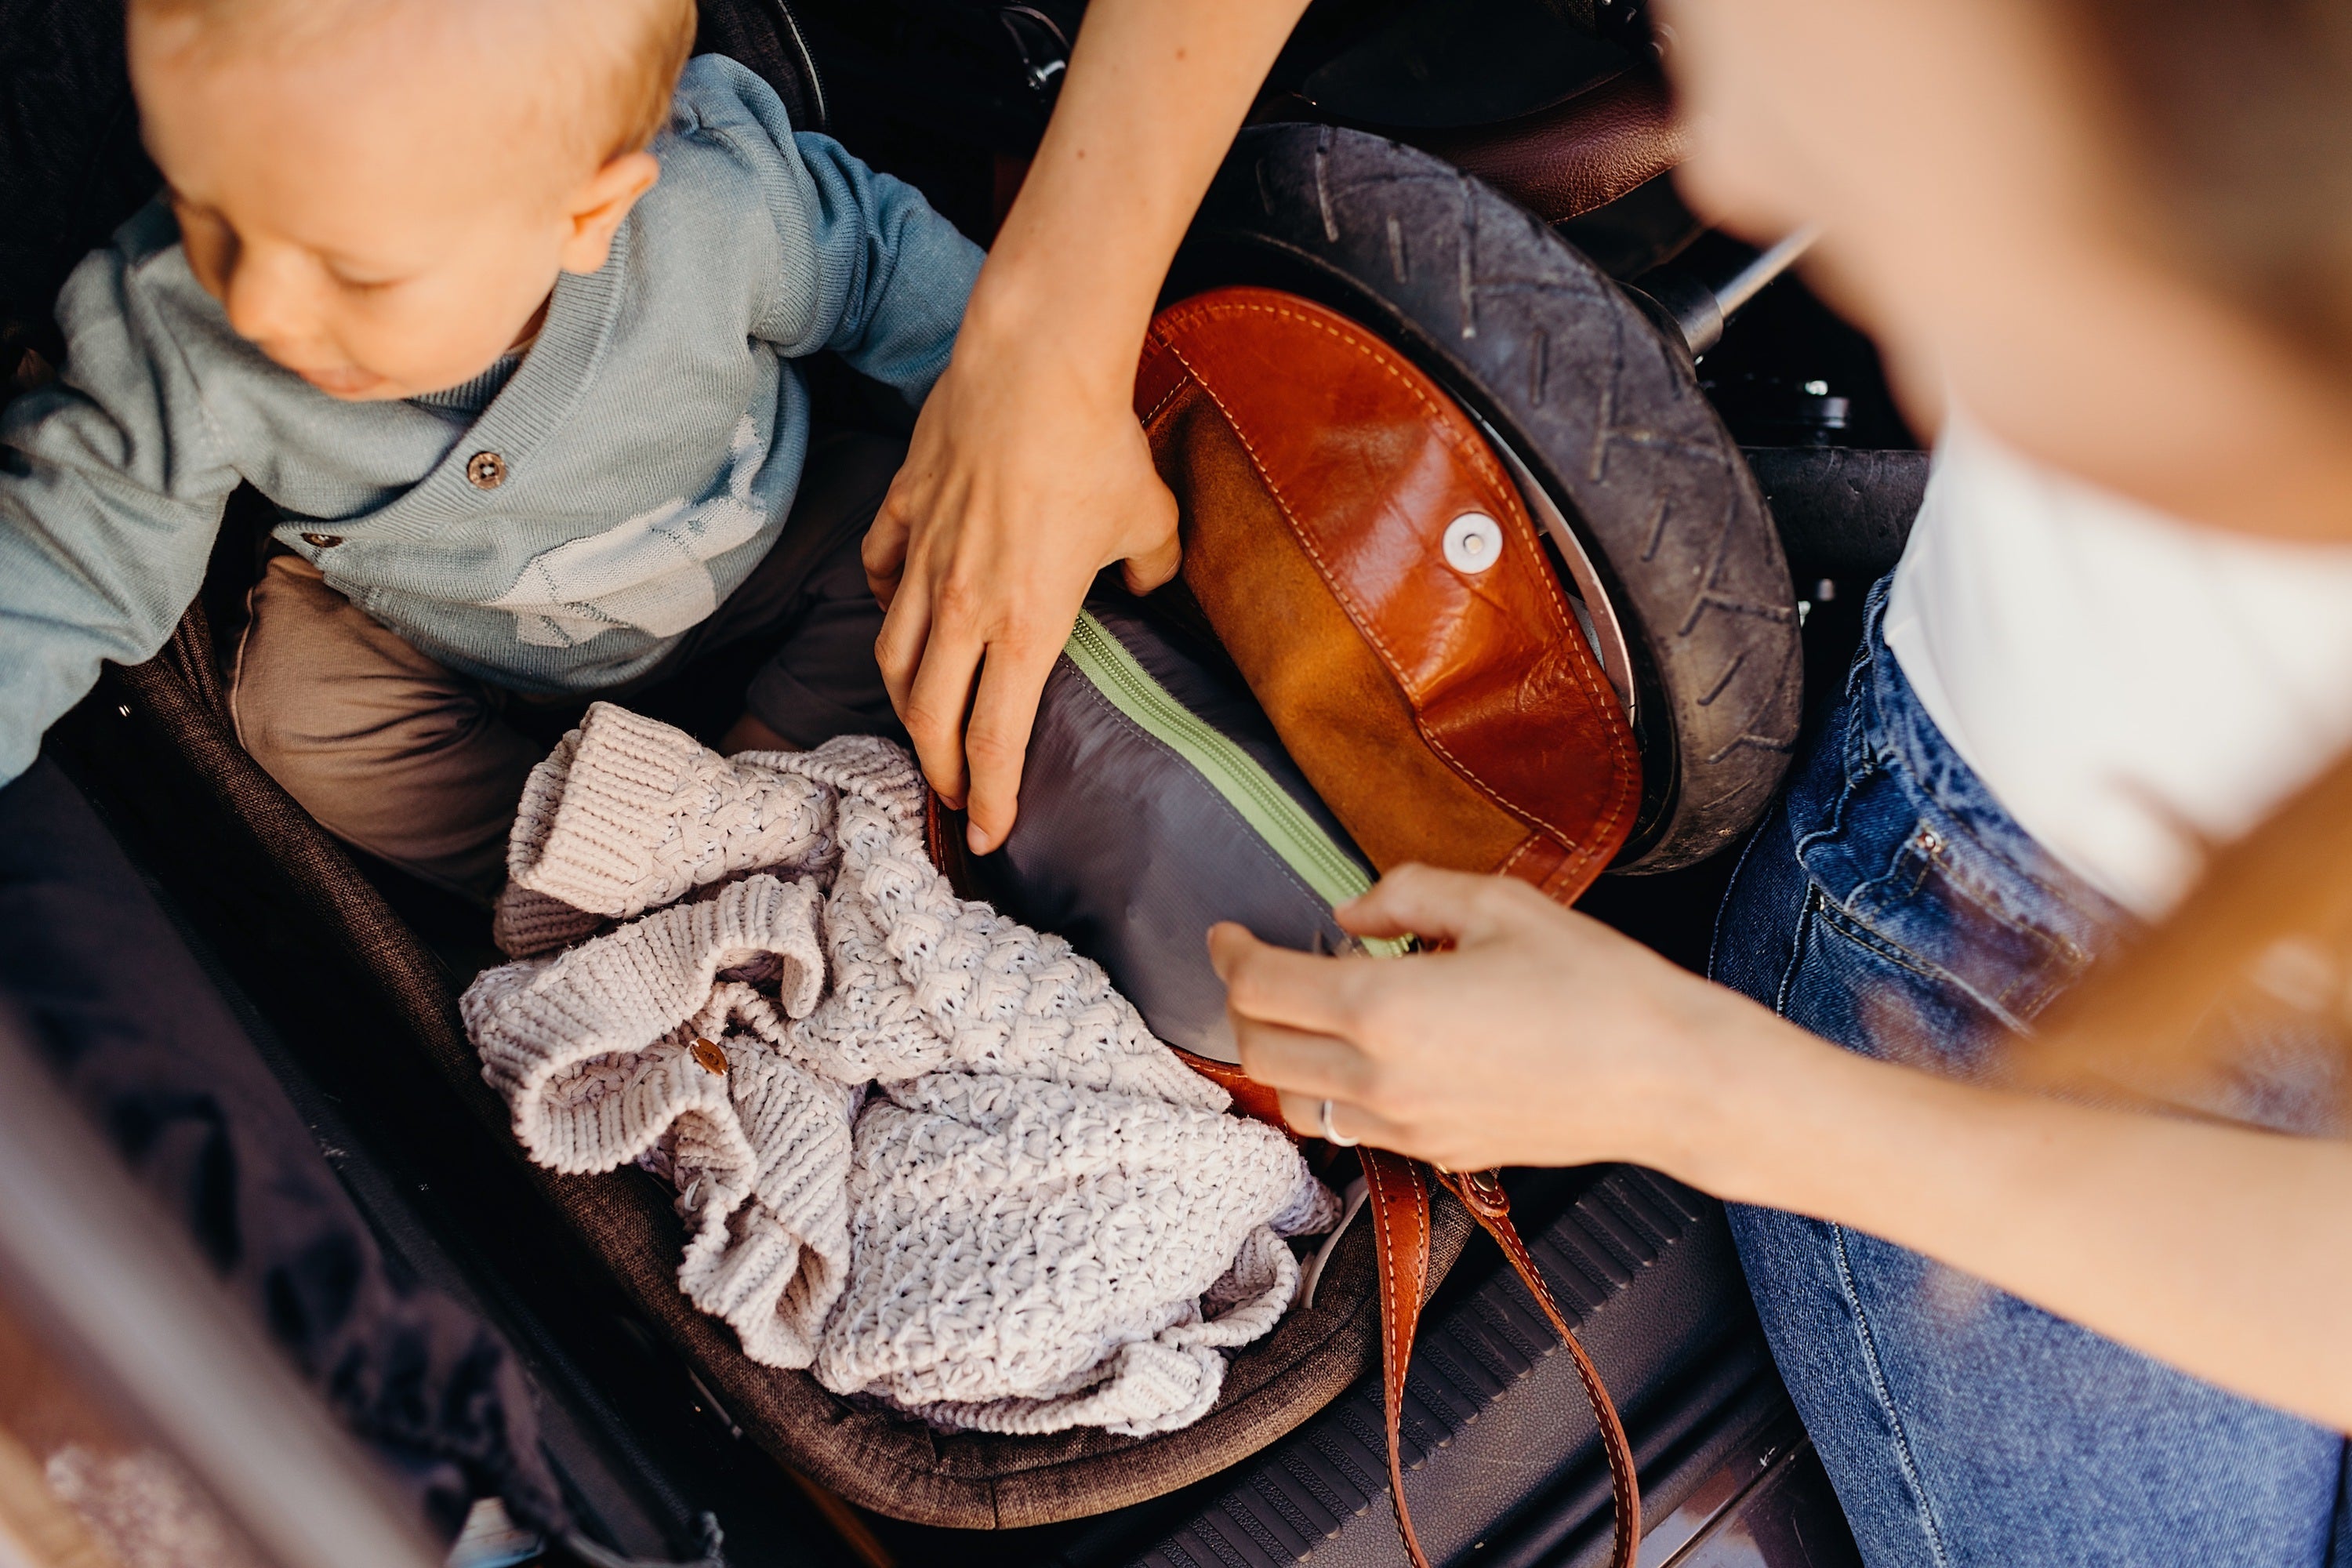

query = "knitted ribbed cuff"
[
  {"left": 508, "top": 704, "right": 733, "bottom": 916},
  {"left": 677, "top": 1071, "right": 855, "bottom": 1374},
  {"left": 491, "top": 885, "right": 605, "bottom": 959}
]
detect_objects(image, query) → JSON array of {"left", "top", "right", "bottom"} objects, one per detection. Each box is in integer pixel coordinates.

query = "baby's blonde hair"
[{"left": 132, "top": 0, "right": 699, "bottom": 164}]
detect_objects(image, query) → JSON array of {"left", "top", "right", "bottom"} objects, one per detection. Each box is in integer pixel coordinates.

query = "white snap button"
[{"left": 1443, "top": 512, "right": 1504, "bottom": 575}]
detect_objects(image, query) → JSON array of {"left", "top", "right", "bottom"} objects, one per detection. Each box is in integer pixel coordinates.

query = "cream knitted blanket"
[{"left": 460, "top": 704, "right": 1336, "bottom": 1436}]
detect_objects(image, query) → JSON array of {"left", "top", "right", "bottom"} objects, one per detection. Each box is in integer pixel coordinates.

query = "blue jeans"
[{"left": 1710, "top": 581, "right": 2351, "bottom": 1567}]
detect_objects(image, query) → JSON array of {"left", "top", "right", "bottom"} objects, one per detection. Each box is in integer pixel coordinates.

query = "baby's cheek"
[{"left": 320, "top": 299, "right": 492, "bottom": 400}]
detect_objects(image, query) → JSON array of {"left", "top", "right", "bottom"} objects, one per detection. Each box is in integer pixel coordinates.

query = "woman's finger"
[
  {"left": 960, "top": 633, "right": 1061, "bottom": 853},
  {"left": 1336, "top": 862, "right": 1534, "bottom": 946},
  {"left": 897, "top": 612, "right": 984, "bottom": 809},
  {"left": 861, "top": 488, "right": 915, "bottom": 609},
  {"left": 1207, "top": 922, "right": 1383, "bottom": 1038},
  {"left": 1272, "top": 1090, "right": 1412, "bottom": 1151},
  {"left": 1232, "top": 1013, "right": 1378, "bottom": 1102},
  {"left": 873, "top": 547, "right": 932, "bottom": 714}
]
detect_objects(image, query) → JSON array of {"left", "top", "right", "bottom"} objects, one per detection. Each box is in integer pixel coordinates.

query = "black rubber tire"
[{"left": 1169, "top": 124, "right": 1802, "bottom": 871}]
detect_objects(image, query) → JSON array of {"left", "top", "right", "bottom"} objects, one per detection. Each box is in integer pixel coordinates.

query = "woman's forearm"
[
  {"left": 1219, "top": 864, "right": 2350, "bottom": 1429},
  {"left": 965, "top": 0, "right": 1314, "bottom": 386},
  {"left": 1669, "top": 1018, "right": 2352, "bottom": 1432},
  {"left": 864, "top": 0, "right": 1312, "bottom": 851}
]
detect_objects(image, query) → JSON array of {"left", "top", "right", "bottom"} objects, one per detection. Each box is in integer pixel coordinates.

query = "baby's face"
[{"left": 130, "top": 5, "right": 648, "bottom": 401}]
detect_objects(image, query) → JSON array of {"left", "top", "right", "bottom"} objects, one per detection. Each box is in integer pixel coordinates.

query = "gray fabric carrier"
[
  {"left": 976, "top": 591, "right": 1385, "bottom": 1064},
  {"left": 82, "top": 589, "right": 1475, "bottom": 1532}
]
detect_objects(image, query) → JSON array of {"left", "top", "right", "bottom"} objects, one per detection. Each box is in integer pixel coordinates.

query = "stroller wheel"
[{"left": 1169, "top": 124, "right": 1802, "bottom": 871}]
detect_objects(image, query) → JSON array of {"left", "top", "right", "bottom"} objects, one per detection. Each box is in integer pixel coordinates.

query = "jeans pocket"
[{"left": 1790, "top": 886, "right": 2011, "bottom": 1073}]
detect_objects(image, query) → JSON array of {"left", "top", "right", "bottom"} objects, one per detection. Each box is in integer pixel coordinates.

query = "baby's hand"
[{"left": 863, "top": 312, "right": 1180, "bottom": 855}]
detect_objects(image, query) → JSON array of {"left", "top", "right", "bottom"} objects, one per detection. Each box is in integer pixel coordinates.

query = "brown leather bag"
[
  {"left": 1136, "top": 287, "right": 1644, "bottom": 1568},
  {"left": 1137, "top": 286, "right": 1642, "bottom": 899}
]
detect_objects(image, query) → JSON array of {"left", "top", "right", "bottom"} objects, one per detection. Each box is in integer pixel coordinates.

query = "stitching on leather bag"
[
  {"left": 1162, "top": 296, "right": 1521, "bottom": 506},
  {"left": 1158, "top": 298, "right": 1639, "bottom": 862},
  {"left": 1501, "top": 834, "right": 1590, "bottom": 894},
  {"left": 1506, "top": 830, "right": 1605, "bottom": 898},
  {"left": 1497, "top": 837, "right": 1547, "bottom": 878},
  {"left": 1136, "top": 354, "right": 1195, "bottom": 430},
  {"left": 1157, "top": 312, "right": 1601, "bottom": 835},
  {"left": 1367, "top": 1157, "right": 1411, "bottom": 1380},
  {"left": 1162, "top": 296, "right": 1638, "bottom": 855},
  {"left": 1365, "top": 1156, "right": 1427, "bottom": 1567}
]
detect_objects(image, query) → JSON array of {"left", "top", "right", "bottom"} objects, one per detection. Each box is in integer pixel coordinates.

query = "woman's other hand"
[
  {"left": 863, "top": 304, "right": 1179, "bottom": 857},
  {"left": 859, "top": 0, "right": 1316, "bottom": 858},
  {"left": 1209, "top": 863, "right": 1780, "bottom": 1171}
]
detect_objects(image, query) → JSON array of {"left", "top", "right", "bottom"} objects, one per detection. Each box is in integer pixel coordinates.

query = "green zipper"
[{"left": 1065, "top": 611, "right": 1409, "bottom": 959}]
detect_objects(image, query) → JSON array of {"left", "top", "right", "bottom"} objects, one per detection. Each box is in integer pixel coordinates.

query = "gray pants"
[{"left": 231, "top": 430, "right": 906, "bottom": 901}]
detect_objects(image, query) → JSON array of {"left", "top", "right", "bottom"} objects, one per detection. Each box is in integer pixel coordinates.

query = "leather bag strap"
[
  {"left": 1163, "top": 1051, "right": 1642, "bottom": 1568},
  {"left": 1433, "top": 1168, "right": 1640, "bottom": 1568},
  {"left": 1361, "top": 1149, "right": 1436, "bottom": 1567},
  {"left": 1174, "top": 1048, "right": 1293, "bottom": 1131},
  {"left": 1363, "top": 1154, "right": 1639, "bottom": 1568}
]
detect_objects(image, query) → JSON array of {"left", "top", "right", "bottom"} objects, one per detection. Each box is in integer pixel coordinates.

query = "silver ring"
[{"left": 1319, "top": 1098, "right": 1360, "bottom": 1148}]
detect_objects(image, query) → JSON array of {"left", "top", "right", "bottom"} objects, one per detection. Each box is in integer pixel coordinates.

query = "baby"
[{"left": 0, "top": 0, "right": 982, "bottom": 898}]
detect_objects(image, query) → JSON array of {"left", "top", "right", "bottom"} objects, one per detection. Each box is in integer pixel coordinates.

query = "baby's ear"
[{"left": 558, "top": 151, "right": 661, "bottom": 276}]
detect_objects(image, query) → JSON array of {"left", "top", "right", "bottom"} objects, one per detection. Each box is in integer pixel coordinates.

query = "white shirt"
[{"left": 1882, "top": 415, "right": 2352, "bottom": 917}]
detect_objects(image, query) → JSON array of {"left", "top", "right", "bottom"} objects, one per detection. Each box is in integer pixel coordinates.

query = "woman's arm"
[
  {"left": 861, "top": 0, "right": 1316, "bottom": 855},
  {"left": 1210, "top": 864, "right": 2352, "bottom": 1433}
]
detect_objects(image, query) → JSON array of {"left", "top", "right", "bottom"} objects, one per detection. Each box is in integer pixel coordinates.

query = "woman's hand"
[
  {"left": 855, "top": 0, "right": 1316, "bottom": 855},
  {"left": 1218, "top": 864, "right": 2352, "bottom": 1432},
  {"left": 1208, "top": 863, "right": 1781, "bottom": 1171},
  {"left": 863, "top": 303, "right": 1179, "bottom": 855}
]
